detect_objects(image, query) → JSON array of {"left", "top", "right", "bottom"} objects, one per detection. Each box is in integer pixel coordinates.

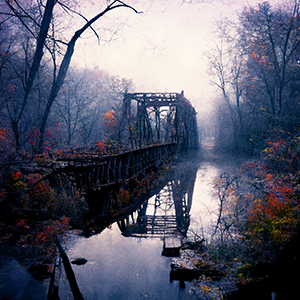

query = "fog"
[{"left": 70, "top": 0, "right": 255, "bottom": 112}]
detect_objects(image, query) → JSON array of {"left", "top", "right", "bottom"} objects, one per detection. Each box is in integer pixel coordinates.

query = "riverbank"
[
  {"left": 1, "top": 140, "right": 299, "bottom": 299},
  {"left": 0, "top": 256, "right": 48, "bottom": 299},
  {"left": 164, "top": 225, "right": 300, "bottom": 300},
  {"left": 172, "top": 141, "right": 300, "bottom": 299}
]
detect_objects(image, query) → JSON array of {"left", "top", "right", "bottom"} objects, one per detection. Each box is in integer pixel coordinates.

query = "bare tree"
[
  {"left": 208, "top": 1, "right": 300, "bottom": 154},
  {"left": 1, "top": 0, "right": 139, "bottom": 152},
  {"left": 38, "top": 0, "right": 139, "bottom": 151},
  {"left": 239, "top": 1, "right": 300, "bottom": 120},
  {"left": 206, "top": 16, "right": 247, "bottom": 152}
]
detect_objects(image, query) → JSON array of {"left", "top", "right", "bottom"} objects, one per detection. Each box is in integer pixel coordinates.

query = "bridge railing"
[{"left": 56, "top": 143, "right": 177, "bottom": 191}]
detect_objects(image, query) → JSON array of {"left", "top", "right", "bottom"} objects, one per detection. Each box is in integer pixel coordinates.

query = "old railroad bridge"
[
  {"left": 56, "top": 92, "right": 199, "bottom": 215},
  {"left": 48, "top": 93, "right": 199, "bottom": 298},
  {"left": 121, "top": 91, "right": 198, "bottom": 149}
]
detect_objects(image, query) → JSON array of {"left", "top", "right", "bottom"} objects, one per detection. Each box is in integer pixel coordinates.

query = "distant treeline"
[{"left": 206, "top": 1, "right": 300, "bottom": 155}]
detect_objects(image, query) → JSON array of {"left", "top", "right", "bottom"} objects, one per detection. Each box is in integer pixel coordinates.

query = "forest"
[
  {"left": 198, "top": 1, "right": 300, "bottom": 298},
  {"left": 207, "top": 1, "right": 300, "bottom": 155},
  {"left": 207, "top": 0, "right": 300, "bottom": 248},
  {"left": 0, "top": 0, "right": 136, "bottom": 154},
  {"left": 0, "top": 0, "right": 138, "bottom": 283},
  {"left": 0, "top": 0, "right": 300, "bottom": 299}
]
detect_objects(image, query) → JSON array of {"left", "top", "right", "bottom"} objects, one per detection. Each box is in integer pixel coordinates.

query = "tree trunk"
[
  {"left": 38, "top": 1, "right": 138, "bottom": 151},
  {"left": 5, "top": 0, "right": 56, "bottom": 150}
]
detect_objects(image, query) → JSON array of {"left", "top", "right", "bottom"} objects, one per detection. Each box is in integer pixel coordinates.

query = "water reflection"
[
  {"left": 117, "top": 162, "right": 198, "bottom": 256},
  {"left": 0, "top": 153, "right": 227, "bottom": 300}
]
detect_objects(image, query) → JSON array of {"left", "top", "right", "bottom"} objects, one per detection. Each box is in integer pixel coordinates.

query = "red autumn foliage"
[
  {"left": 212, "top": 135, "right": 300, "bottom": 260},
  {"left": 12, "top": 171, "right": 22, "bottom": 180},
  {"left": 97, "top": 141, "right": 106, "bottom": 153}
]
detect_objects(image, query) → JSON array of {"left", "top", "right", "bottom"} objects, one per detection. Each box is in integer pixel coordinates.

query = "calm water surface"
[
  {"left": 58, "top": 159, "right": 223, "bottom": 299},
  {"left": 0, "top": 155, "right": 228, "bottom": 299}
]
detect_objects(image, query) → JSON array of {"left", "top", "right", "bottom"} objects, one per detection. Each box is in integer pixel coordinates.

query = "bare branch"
[
  {"left": 57, "top": 0, "right": 100, "bottom": 45},
  {"left": 38, "top": 0, "right": 140, "bottom": 150},
  {"left": 4, "top": 0, "right": 37, "bottom": 39},
  {"left": 13, "top": 0, "right": 40, "bottom": 27}
]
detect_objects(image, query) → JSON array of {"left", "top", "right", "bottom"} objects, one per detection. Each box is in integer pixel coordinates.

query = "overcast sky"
[{"left": 70, "top": 0, "right": 283, "bottom": 112}]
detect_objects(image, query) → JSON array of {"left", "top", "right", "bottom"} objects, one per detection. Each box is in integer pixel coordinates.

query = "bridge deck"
[{"left": 55, "top": 143, "right": 177, "bottom": 195}]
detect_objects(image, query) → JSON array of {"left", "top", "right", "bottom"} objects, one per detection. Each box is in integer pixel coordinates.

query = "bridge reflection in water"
[{"left": 117, "top": 160, "right": 198, "bottom": 256}]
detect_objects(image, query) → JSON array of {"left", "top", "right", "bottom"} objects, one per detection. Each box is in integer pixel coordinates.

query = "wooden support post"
[{"left": 56, "top": 238, "right": 84, "bottom": 300}]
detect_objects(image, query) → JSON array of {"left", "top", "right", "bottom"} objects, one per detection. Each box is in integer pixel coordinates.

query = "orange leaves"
[
  {"left": 260, "top": 56, "right": 267, "bottom": 64},
  {"left": 251, "top": 52, "right": 257, "bottom": 60},
  {"left": 12, "top": 171, "right": 22, "bottom": 180},
  {"left": 33, "top": 152, "right": 51, "bottom": 166},
  {"left": 262, "top": 136, "right": 300, "bottom": 173},
  {"left": 27, "top": 173, "right": 42, "bottom": 185},
  {"left": 33, "top": 217, "right": 70, "bottom": 249},
  {"left": 0, "top": 128, "right": 6, "bottom": 141},
  {"left": 29, "top": 180, "right": 55, "bottom": 208},
  {"left": 217, "top": 135, "right": 300, "bottom": 257},
  {"left": 28, "top": 128, "right": 40, "bottom": 146},
  {"left": 251, "top": 51, "right": 268, "bottom": 65},
  {"left": 248, "top": 196, "right": 297, "bottom": 245},
  {"left": 266, "top": 140, "right": 286, "bottom": 152},
  {"left": 26, "top": 126, "right": 57, "bottom": 151},
  {"left": 103, "top": 110, "right": 116, "bottom": 128},
  {"left": 245, "top": 153, "right": 299, "bottom": 247},
  {"left": 55, "top": 149, "right": 63, "bottom": 156},
  {"left": 0, "top": 127, "right": 14, "bottom": 151},
  {"left": 16, "top": 219, "right": 29, "bottom": 229},
  {"left": 103, "top": 110, "right": 118, "bottom": 146},
  {"left": 104, "top": 111, "right": 114, "bottom": 119},
  {"left": 13, "top": 172, "right": 56, "bottom": 210},
  {"left": 103, "top": 110, "right": 117, "bottom": 140}
]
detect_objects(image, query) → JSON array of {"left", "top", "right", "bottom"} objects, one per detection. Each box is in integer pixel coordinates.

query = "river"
[{"left": 0, "top": 148, "right": 231, "bottom": 299}]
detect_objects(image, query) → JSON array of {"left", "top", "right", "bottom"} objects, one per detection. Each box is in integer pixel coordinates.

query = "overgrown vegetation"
[
  {"left": 0, "top": 161, "right": 77, "bottom": 276},
  {"left": 1, "top": 1, "right": 300, "bottom": 298},
  {"left": 211, "top": 133, "right": 300, "bottom": 257},
  {"left": 0, "top": 1, "right": 136, "bottom": 155},
  {"left": 185, "top": 133, "right": 300, "bottom": 299},
  {"left": 0, "top": 0, "right": 139, "bottom": 278},
  {"left": 207, "top": 0, "right": 300, "bottom": 155},
  {"left": 189, "top": 1, "right": 300, "bottom": 298}
]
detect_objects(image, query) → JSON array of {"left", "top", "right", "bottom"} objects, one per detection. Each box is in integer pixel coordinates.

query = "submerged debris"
[
  {"left": 170, "top": 248, "right": 238, "bottom": 298},
  {"left": 71, "top": 258, "right": 88, "bottom": 266}
]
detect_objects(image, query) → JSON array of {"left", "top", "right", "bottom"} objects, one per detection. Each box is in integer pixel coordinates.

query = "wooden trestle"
[{"left": 56, "top": 143, "right": 177, "bottom": 193}]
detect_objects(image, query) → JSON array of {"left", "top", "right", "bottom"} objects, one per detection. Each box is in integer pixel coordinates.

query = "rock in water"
[{"left": 71, "top": 258, "right": 87, "bottom": 266}]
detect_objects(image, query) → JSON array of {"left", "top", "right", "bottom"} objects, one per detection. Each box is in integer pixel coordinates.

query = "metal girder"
[
  {"left": 122, "top": 91, "right": 199, "bottom": 149},
  {"left": 125, "top": 92, "right": 184, "bottom": 108}
]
